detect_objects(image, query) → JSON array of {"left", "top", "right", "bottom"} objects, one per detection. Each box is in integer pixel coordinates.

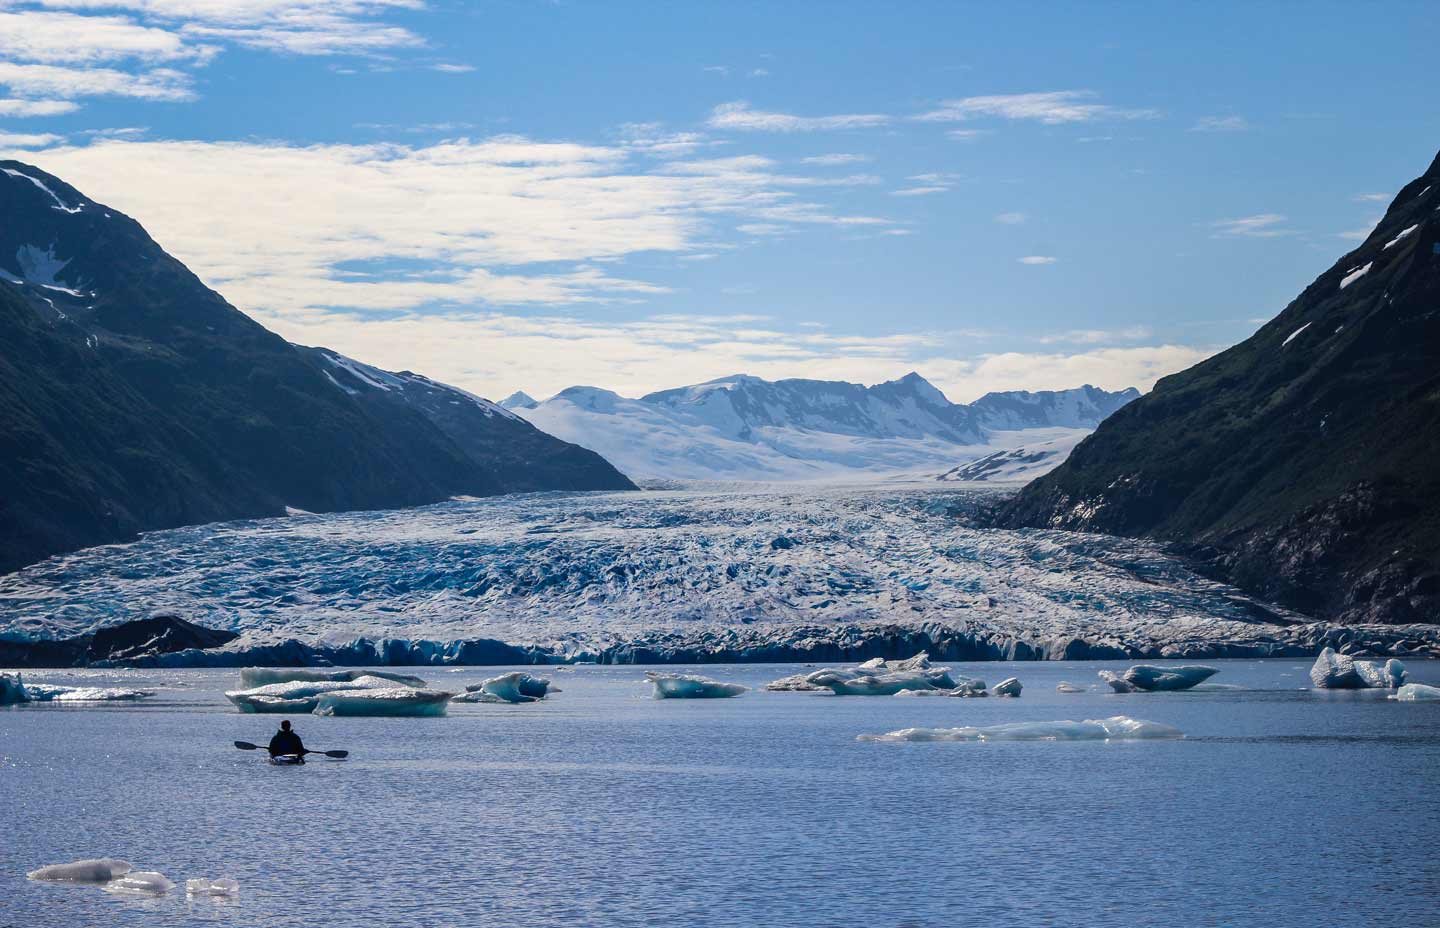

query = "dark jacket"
[{"left": 268, "top": 729, "right": 305, "bottom": 757}]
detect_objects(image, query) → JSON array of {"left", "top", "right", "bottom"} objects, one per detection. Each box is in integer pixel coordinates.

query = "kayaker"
[{"left": 267, "top": 720, "right": 306, "bottom": 761}]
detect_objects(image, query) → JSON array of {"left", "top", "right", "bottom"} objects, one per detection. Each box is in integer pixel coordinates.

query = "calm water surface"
[{"left": 3, "top": 659, "right": 1438, "bottom": 927}]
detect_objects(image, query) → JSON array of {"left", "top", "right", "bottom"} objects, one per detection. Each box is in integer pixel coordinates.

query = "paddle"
[{"left": 234, "top": 740, "right": 349, "bottom": 759}]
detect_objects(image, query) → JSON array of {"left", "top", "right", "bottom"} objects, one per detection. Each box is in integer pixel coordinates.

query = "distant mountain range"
[
  {"left": 505, "top": 373, "right": 1137, "bottom": 481},
  {"left": 0, "top": 161, "right": 633, "bottom": 573},
  {"left": 996, "top": 148, "right": 1440, "bottom": 626}
]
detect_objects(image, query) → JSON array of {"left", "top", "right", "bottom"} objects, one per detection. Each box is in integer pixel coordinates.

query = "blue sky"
[{"left": 1, "top": 1, "right": 1437, "bottom": 401}]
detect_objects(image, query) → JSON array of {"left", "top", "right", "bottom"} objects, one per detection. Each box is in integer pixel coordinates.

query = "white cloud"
[
  {"left": 1210, "top": 213, "right": 1291, "bottom": 238},
  {"left": 747, "top": 68, "right": 768, "bottom": 78},
  {"left": 707, "top": 101, "right": 890, "bottom": 132},
  {"left": 799, "top": 153, "right": 870, "bottom": 166},
  {"left": 923, "top": 345, "right": 1215, "bottom": 402},
  {"left": 1351, "top": 192, "right": 1390, "bottom": 202},
  {"left": 0, "top": 10, "right": 212, "bottom": 64},
  {"left": 1338, "top": 217, "right": 1379, "bottom": 241},
  {"left": 430, "top": 63, "right": 474, "bottom": 73},
  {"left": 1017, "top": 255, "right": 1057, "bottom": 265},
  {"left": 0, "top": 96, "right": 78, "bottom": 115},
  {"left": 1189, "top": 115, "right": 1249, "bottom": 132},
  {"left": 1035, "top": 326, "right": 1151, "bottom": 345},
  {"left": 0, "top": 130, "right": 64, "bottom": 146},
  {"left": 891, "top": 185, "right": 947, "bottom": 197},
  {"left": 993, "top": 211, "right": 1026, "bottom": 224},
  {"left": 917, "top": 91, "right": 1158, "bottom": 125},
  {"left": 944, "top": 129, "right": 988, "bottom": 141},
  {"left": 0, "top": 61, "right": 193, "bottom": 100}
]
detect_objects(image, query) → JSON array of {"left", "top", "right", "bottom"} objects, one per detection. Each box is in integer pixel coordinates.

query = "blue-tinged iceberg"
[
  {"left": 452, "top": 671, "right": 557, "bottom": 704},
  {"left": 857, "top": 716, "right": 1184, "bottom": 742},
  {"left": 239, "top": 668, "right": 427, "bottom": 688},
  {"left": 1099, "top": 665, "right": 1218, "bottom": 692},
  {"left": 1393, "top": 683, "right": 1440, "bottom": 701},
  {"left": 646, "top": 672, "right": 747, "bottom": 699},
  {"left": 312, "top": 686, "right": 453, "bottom": 717},
  {"left": 225, "top": 675, "right": 425, "bottom": 713},
  {"left": 1309, "top": 647, "right": 1406, "bottom": 689},
  {"left": 27, "top": 858, "right": 134, "bottom": 883}
]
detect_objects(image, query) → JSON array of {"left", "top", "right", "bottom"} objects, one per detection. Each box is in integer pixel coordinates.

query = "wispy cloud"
[
  {"left": 0, "top": 96, "right": 78, "bottom": 116},
  {"left": 1036, "top": 326, "right": 1151, "bottom": 345},
  {"left": 800, "top": 153, "right": 870, "bottom": 166},
  {"left": 0, "top": 129, "right": 63, "bottom": 147},
  {"left": 1210, "top": 213, "right": 1292, "bottom": 238},
  {"left": 1018, "top": 255, "right": 1057, "bottom": 265},
  {"left": 993, "top": 211, "right": 1026, "bottom": 225},
  {"left": 707, "top": 101, "right": 890, "bottom": 132},
  {"left": 1189, "top": 115, "right": 1249, "bottom": 132},
  {"left": 1351, "top": 192, "right": 1390, "bottom": 202},
  {"left": 0, "top": 61, "right": 194, "bottom": 100},
  {"left": 917, "top": 90, "right": 1158, "bottom": 125}
]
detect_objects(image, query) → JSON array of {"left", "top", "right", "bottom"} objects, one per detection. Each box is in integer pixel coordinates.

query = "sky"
[{"left": 0, "top": 1, "right": 1436, "bottom": 403}]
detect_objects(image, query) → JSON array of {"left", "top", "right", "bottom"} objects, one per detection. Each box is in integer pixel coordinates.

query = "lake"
[{"left": 3, "top": 659, "right": 1438, "bottom": 927}]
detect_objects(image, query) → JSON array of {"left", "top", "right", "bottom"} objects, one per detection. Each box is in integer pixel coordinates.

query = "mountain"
[
  {"left": 971, "top": 385, "right": 1141, "bottom": 430},
  {"left": 500, "top": 390, "right": 538, "bottom": 410},
  {"left": 935, "top": 434, "right": 1086, "bottom": 483},
  {"left": 995, "top": 149, "right": 1440, "bottom": 626},
  {"left": 0, "top": 161, "right": 633, "bottom": 572},
  {"left": 513, "top": 373, "right": 1136, "bottom": 481}
]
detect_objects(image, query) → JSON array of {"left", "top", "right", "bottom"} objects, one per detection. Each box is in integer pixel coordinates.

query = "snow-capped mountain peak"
[{"left": 499, "top": 390, "right": 538, "bottom": 410}]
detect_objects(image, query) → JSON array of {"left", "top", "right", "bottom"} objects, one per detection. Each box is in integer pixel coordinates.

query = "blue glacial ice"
[
  {"left": 312, "top": 686, "right": 453, "bottom": 717},
  {"left": 1, "top": 672, "right": 154, "bottom": 704},
  {"left": 225, "top": 675, "right": 425, "bottom": 713},
  {"left": 27, "top": 858, "right": 134, "bottom": 883},
  {"left": 1098, "top": 664, "right": 1218, "bottom": 692},
  {"left": 1309, "top": 647, "right": 1406, "bottom": 689},
  {"left": 1393, "top": 683, "right": 1440, "bottom": 701},
  {"left": 857, "top": 716, "right": 1185, "bottom": 742},
  {"left": 103, "top": 871, "right": 175, "bottom": 895},
  {"left": 238, "top": 668, "right": 427, "bottom": 688},
  {"left": 452, "top": 671, "right": 558, "bottom": 704},
  {"left": 992, "top": 677, "right": 1023, "bottom": 697},
  {"left": 645, "top": 672, "right": 748, "bottom": 699}
]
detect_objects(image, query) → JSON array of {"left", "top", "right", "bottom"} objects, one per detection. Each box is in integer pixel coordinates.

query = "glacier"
[
  {"left": 2, "top": 484, "right": 1436, "bottom": 667},
  {"left": 646, "top": 671, "right": 748, "bottom": 699},
  {"left": 857, "top": 716, "right": 1184, "bottom": 742}
]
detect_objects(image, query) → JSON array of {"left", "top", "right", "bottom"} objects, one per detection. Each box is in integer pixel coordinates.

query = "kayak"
[{"left": 269, "top": 754, "right": 305, "bottom": 765}]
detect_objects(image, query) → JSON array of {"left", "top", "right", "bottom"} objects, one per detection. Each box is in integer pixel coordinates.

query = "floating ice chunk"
[
  {"left": 858, "top": 716, "right": 1184, "bottom": 743},
  {"left": 765, "top": 671, "right": 824, "bottom": 692},
  {"left": 646, "top": 672, "right": 747, "bottom": 699},
  {"left": 186, "top": 878, "right": 240, "bottom": 896},
  {"left": 454, "top": 671, "right": 558, "bottom": 704},
  {"left": 226, "top": 675, "right": 412, "bottom": 713},
  {"left": 808, "top": 669, "right": 954, "bottom": 696},
  {"left": 1100, "top": 665, "right": 1218, "bottom": 692},
  {"left": 1354, "top": 658, "right": 1406, "bottom": 689},
  {"left": 1, "top": 671, "right": 28, "bottom": 704},
  {"left": 22, "top": 684, "right": 156, "bottom": 702},
  {"left": 992, "top": 677, "right": 1023, "bottom": 697},
  {"left": 104, "top": 871, "right": 174, "bottom": 895},
  {"left": 1308, "top": 647, "right": 1403, "bottom": 689},
  {"left": 1056, "top": 682, "right": 1085, "bottom": 694},
  {"left": 313, "top": 687, "right": 453, "bottom": 717},
  {"left": 28, "top": 858, "right": 133, "bottom": 883},
  {"left": 1394, "top": 683, "right": 1440, "bottom": 701},
  {"left": 239, "top": 668, "right": 425, "bottom": 688}
]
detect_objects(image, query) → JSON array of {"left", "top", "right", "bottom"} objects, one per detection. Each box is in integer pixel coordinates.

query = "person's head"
[{"left": 280, "top": 720, "right": 292, "bottom": 731}]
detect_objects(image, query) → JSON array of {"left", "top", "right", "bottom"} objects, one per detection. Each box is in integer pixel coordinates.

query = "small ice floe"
[
  {"left": 1309, "top": 647, "right": 1406, "bottom": 689},
  {"left": 313, "top": 687, "right": 453, "bottom": 717},
  {"left": 186, "top": 878, "right": 240, "bottom": 897},
  {"left": 646, "top": 672, "right": 748, "bottom": 699},
  {"left": 992, "top": 677, "right": 1023, "bottom": 697},
  {"left": 452, "top": 671, "right": 557, "bottom": 704},
  {"left": 768, "top": 652, "right": 960, "bottom": 696},
  {"left": 1393, "top": 683, "right": 1440, "bottom": 701},
  {"left": 857, "top": 716, "right": 1184, "bottom": 743},
  {"left": 1099, "top": 665, "right": 1218, "bottom": 693},
  {"left": 27, "top": 858, "right": 133, "bottom": 883},
  {"left": 104, "top": 871, "right": 175, "bottom": 895},
  {"left": 226, "top": 676, "right": 414, "bottom": 713},
  {"left": 1339, "top": 262, "right": 1372, "bottom": 289},
  {"left": 238, "top": 668, "right": 426, "bottom": 688},
  {"left": 1056, "top": 682, "right": 1086, "bottom": 694},
  {"left": 23, "top": 684, "right": 156, "bottom": 702}
]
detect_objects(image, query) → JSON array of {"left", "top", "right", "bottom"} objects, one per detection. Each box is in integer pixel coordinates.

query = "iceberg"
[
  {"left": 1309, "top": 647, "right": 1406, "bottom": 689},
  {"left": 765, "top": 671, "right": 824, "bottom": 692},
  {"left": 770, "top": 652, "right": 960, "bottom": 696},
  {"left": 225, "top": 675, "right": 411, "bottom": 713},
  {"left": 1394, "top": 683, "right": 1440, "bottom": 701},
  {"left": 27, "top": 858, "right": 134, "bottom": 883},
  {"left": 22, "top": 684, "right": 156, "bottom": 702},
  {"left": 454, "top": 671, "right": 558, "bottom": 704},
  {"left": 313, "top": 686, "right": 453, "bottom": 717},
  {"left": 239, "top": 668, "right": 426, "bottom": 688},
  {"left": 1099, "top": 664, "right": 1218, "bottom": 692},
  {"left": 2, "top": 672, "right": 29, "bottom": 705},
  {"left": 186, "top": 878, "right": 240, "bottom": 896},
  {"left": 858, "top": 716, "right": 1185, "bottom": 742},
  {"left": 104, "top": 871, "right": 174, "bottom": 895},
  {"left": 992, "top": 677, "right": 1022, "bottom": 697},
  {"left": 646, "top": 672, "right": 747, "bottom": 699},
  {"left": 1056, "top": 682, "right": 1085, "bottom": 693}
]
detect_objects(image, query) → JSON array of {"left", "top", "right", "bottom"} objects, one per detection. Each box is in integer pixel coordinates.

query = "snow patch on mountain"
[{"left": 935, "top": 432, "right": 1088, "bottom": 483}]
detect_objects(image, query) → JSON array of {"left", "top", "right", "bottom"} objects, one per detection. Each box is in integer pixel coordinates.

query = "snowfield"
[{"left": 1, "top": 482, "right": 1434, "bottom": 664}]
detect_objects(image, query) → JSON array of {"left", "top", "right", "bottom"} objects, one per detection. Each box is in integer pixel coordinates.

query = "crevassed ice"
[{"left": 857, "top": 716, "right": 1184, "bottom": 742}]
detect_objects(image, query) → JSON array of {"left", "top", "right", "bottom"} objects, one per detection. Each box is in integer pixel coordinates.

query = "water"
[{"left": 3, "top": 660, "right": 1439, "bottom": 927}]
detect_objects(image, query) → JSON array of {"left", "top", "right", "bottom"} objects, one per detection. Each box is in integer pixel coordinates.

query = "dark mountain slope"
[
  {"left": 996, "top": 149, "right": 1440, "bottom": 624},
  {"left": 0, "top": 161, "right": 632, "bottom": 572}
]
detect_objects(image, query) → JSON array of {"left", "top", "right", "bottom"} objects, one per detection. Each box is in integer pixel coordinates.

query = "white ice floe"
[
  {"left": 857, "top": 716, "right": 1184, "bottom": 743},
  {"left": 226, "top": 675, "right": 418, "bottom": 713},
  {"left": 453, "top": 671, "right": 558, "bottom": 704},
  {"left": 768, "top": 653, "right": 961, "bottom": 696},
  {"left": 1393, "top": 683, "right": 1440, "bottom": 701},
  {"left": 104, "top": 871, "right": 174, "bottom": 895},
  {"left": 313, "top": 686, "right": 453, "bottom": 717},
  {"left": 186, "top": 878, "right": 239, "bottom": 896},
  {"left": 238, "top": 668, "right": 426, "bottom": 688},
  {"left": 27, "top": 858, "right": 133, "bottom": 883},
  {"left": 1099, "top": 665, "right": 1217, "bottom": 692},
  {"left": 1056, "top": 682, "right": 1085, "bottom": 694},
  {"left": 646, "top": 672, "right": 747, "bottom": 699},
  {"left": 992, "top": 677, "right": 1022, "bottom": 697},
  {"left": 22, "top": 684, "right": 156, "bottom": 702},
  {"left": 1309, "top": 647, "right": 1406, "bottom": 689},
  {"left": 1339, "top": 262, "right": 1372, "bottom": 289}
]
